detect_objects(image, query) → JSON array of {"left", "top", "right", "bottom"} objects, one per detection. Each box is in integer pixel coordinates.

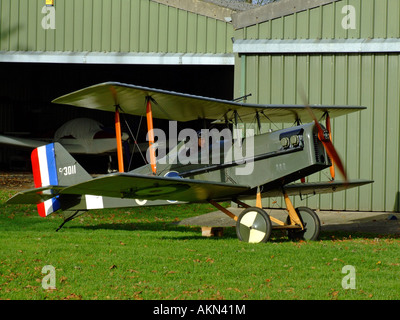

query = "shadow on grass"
[
  {"left": 64, "top": 222, "right": 237, "bottom": 241},
  {"left": 61, "top": 219, "right": 400, "bottom": 242},
  {"left": 65, "top": 220, "right": 237, "bottom": 236}
]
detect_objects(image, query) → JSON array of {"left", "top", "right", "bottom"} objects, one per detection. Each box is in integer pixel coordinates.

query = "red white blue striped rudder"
[{"left": 31, "top": 143, "right": 61, "bottom": 217}]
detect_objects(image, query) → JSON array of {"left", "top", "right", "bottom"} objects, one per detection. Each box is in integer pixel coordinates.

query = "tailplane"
[{"left": 30, "top": 143, "right": 92, "bottom": 217}]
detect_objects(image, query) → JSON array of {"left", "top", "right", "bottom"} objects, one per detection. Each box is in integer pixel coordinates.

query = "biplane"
[{"left": 6, "top": 82, "right": 373, "bottom": 243}]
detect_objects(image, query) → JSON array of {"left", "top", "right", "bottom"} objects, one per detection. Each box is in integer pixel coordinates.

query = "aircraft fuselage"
[{"left": 132, "top": 122, "right": 331, "bottom": 194}]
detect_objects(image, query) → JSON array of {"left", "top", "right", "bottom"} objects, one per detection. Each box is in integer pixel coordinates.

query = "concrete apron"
[{"left": 174, "top": 208, "right": 400, "bottom": 236}]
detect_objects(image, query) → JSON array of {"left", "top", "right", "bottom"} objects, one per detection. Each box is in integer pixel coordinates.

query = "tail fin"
[{"left": 30, "top": 143, "right": 92, "bottom": 217}]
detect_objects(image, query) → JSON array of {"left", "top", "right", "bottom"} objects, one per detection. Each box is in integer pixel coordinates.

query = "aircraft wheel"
[
  {"left": 286, "top": 207, "right": 321, "bottom": 241},
  {"left": 236, "top": 207, "right": 272, "bottom": 243}
]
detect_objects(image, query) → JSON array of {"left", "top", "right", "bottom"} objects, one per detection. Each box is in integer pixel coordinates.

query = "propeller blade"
[
  {"left": 299, "top": 90, "right": 347, "bottom": 182},
  {"left": 325, "top": 114, "right": 336, "bottom": 180},
  {"left": 320, "top": 138, "right": 347, "bottom": 182}
]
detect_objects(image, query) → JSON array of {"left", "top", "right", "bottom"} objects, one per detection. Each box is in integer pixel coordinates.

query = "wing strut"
[
  {"left": 146, "top": 98, "right": 157, "bottom": 175},
  {"left": 110, "top": 85, "right": 125, "bottom": 173},
  {"left": 115, "top": 106, "right": 125, "bottom": 173}
]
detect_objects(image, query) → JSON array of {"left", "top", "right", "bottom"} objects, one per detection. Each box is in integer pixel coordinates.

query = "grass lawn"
[{"left": 1, "top": 188, "right": 400, "bottom": 300}]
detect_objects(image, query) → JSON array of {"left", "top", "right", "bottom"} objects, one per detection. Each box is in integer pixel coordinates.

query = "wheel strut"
[{"left": 283, "top": 192, "right": 303, "bottom": 228}]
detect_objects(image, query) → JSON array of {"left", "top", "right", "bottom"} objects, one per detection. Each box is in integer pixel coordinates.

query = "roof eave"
[
  {"left": 232, "top": 0, "right": 340, "bottom": 30},
  {"left": 151, "top": 0, "right": 235, "bottom": 22}
]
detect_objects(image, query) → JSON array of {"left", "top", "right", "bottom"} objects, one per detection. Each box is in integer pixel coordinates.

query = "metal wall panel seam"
[
  {"left": 233, "top": 39, "right": 400, "bottom": 54},
  {"left": 0, "top": 51, "right": 235, "bottom": 65}
]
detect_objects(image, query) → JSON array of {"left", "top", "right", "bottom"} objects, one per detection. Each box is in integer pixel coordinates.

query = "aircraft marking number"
[
  {"left": 59, "top": 165, "right": 77, "bottom": 176},
  {"left": 275, "top": 163, "right": 286, "bottom": 172}
]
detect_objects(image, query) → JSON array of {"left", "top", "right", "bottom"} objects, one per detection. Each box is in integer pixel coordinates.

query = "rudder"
[{"left": 31, "top": 144, "right": 59, "bottom": 188}]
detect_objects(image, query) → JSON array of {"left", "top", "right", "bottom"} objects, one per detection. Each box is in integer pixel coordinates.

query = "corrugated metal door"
[
  {"left": 236, "top": 52, "right": 400, "bottom": 212},
  {"left": 234, "top": 0, "right": 400, "bottom": 212}
]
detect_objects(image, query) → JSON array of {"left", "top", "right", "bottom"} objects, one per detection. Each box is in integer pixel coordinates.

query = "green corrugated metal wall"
[
  {"left": 0, "top": 0, "right": 233, "bottom": 54},
  {"left": 234, "top": 0, "right": 400, "bottom": 212}
]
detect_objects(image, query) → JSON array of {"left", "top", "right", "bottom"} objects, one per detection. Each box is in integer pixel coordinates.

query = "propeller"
[
  {"left": 300, "top": 92, "right": 348, "bottom": 183},
  {"left": 325, "top": 113, "right": 336, "bottom": 180}
]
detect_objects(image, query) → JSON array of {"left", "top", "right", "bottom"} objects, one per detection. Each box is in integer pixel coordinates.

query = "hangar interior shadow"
[{"left": 0, "top": 62, "right": 234, "bottom": 173}]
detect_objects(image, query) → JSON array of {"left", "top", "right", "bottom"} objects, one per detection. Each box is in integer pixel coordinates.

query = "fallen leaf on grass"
[
  {"left": 44, "top": 286, "right": 57, "bottom": 291},
  {"left": 63, "top": 293, "right": 82, "bottom": 300}
]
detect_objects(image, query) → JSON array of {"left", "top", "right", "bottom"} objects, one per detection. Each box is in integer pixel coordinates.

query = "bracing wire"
[{"left": 118, "top": 106, "right": 148, "bottom": 170}]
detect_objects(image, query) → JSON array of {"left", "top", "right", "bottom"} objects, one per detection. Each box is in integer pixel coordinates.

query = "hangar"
[
  {"left": 0, "top": 0, "right": 399, "bottom": 212},
  {"left": 0, "top": 0, "right": 238, "bottom": 171}
]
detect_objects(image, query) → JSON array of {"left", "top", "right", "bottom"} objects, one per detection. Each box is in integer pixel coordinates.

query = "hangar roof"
[{"left": 0, "top": 0, "right": 237, "bottom": 65}]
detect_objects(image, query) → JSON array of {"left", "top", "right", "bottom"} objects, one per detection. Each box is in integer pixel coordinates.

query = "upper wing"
[
  {"left": 0, "top": 134, "right": 98, "bottom": 154},
  {"left": 59, "top": 172, "right": 250, "bottom": 202},
  {"left": 52, "top": 82, "right": 365, "bottom": 123},
  {"left": 0, "top": 134, "right": 48, "bottom": 149}
]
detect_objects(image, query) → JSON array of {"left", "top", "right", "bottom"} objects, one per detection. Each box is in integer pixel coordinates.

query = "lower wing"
[
  {"left": 58, "top": 172, "right": 250, "bottom": 202},
  {"left": 7, "top": 177, "right": 373, "bottom": 205},
  {"left": 6, "top": 173, "right": 250, "bottom": 216},
  {"left": 258, "top": 180, "right": 373, "bottom": 198}
]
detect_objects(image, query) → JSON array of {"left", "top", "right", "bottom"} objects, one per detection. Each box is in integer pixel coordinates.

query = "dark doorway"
[{"left": 0, "top": 62, "right": 234, "bottom": 172}]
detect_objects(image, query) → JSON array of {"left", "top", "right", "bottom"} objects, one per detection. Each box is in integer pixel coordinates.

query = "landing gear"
[
  {"left": 234, "top": 205, "right": 321, "bottom": 243},
  {"left": 208, "top": 190, "right": 322, "bottom": 243},
  {"left": 286, "top": 207, "right": 321, "bottom": 241},
  {"left": 236, "top": 207, "right": 272, "bottom": 243}
]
